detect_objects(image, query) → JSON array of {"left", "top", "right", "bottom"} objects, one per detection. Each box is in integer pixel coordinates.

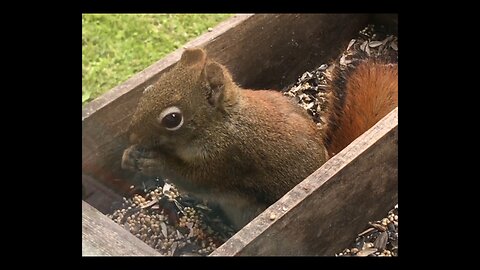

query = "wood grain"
[
  {"left": 82, "top": 173, "right": 123, "bottom": 214},
  {"left": 82, "top": 201, "right": 161, "bottom": 256},
  {"left": 211, "top": 107, "right": 398, "bottom": 256}
]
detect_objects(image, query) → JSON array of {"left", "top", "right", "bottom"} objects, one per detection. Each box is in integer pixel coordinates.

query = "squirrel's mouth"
[{"left": 129, "top": 144, "right": 161, "bottom": 159}]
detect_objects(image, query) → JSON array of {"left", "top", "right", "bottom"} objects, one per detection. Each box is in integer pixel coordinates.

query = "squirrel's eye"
[
  {"left": 158, "top": 106, "right": 184, "bottom": 131},
  {"left": 162, "top": 113, "right": 182, "bottom": 129}
]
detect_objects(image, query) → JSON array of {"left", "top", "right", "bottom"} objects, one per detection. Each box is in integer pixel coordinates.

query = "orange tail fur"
[{"left": 324, "top": 59, "right": 398, "bottom": 156}]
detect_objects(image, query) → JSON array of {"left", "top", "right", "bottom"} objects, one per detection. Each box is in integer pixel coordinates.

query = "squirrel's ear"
[
  {"left": 179, "top": 48, "right": 207, "bottom": 67},
  {"left": 204, "top": 61, "right": 226, "bottom": 109}
]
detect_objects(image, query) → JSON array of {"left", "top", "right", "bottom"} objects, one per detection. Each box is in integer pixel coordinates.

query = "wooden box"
[{"left": 82, "top": 13, "right": 398, "bottom": 256}]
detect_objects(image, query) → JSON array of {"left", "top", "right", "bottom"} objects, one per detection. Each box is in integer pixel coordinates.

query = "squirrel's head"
[{"left": 127, "top": 48, "right": 239, "bottom": 152}]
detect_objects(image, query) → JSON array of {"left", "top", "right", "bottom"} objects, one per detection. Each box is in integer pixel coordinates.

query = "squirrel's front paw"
[
  {"left": 121, "top": 144, "right": 164, "bottom": 176},
  {"left": 121, "top": 144, "right": 142, "bottom": 171}
]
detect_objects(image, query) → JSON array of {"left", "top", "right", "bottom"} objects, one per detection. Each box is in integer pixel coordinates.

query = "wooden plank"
[
  {"left": 211, "top": 107, "right": 398, "bottom": 256},
  {"left": 82, "top": 200, "right": 161, "bottom": 256},
  {"left": 204, "top": 14, "right": 370, "bottom": 90},
  {"left": 82, "top": 173, "right": 123, "bottom": 214},
  {"left": 82, "top": 13, "right": 370, "bottom": 204}
]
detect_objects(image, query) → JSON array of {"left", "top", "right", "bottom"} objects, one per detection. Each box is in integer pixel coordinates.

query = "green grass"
[{"left": 82, "top": 14, "right": 232, "bottom": 105}]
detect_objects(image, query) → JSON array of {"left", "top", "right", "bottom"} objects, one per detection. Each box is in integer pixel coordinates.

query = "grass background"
[{"left": 82, "top": 14, "right": 231, "bottom": 105}]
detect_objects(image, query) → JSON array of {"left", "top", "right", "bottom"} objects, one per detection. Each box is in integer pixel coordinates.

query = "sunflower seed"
[
  {"left": 369, "top": 222, "right": 387, "bottom": 232},
  {"left": 347, "top": 39, "right": 356, "bottom": 51},
  {"left": 369, "top": 41, "right": 383, "bottom": 48},
  {"left": 358, "top": 227, "right": 375, "bottom": 237},
  {"left": 318, "top": 64, "right": 328, "bottom": 70},
  {"left": 373, "top": 231, "right": 388, "bottom": 251},
  {"left": 390, "top": 42, "right": 398, "bottom": 51},
  {"left": 382, "top": 35, "right": 394, "bottom": 44},
  {"left": 160, "top": 222, "right": 168, "bottom": 238},
  {"left": 195, "top": 204, "right": 211, "bottom": 211},
  {"left": 170, "top": 242, "right": 178, "bottom": 255},
  {"left": 360, "top": 40, "right": 368, "bottom": 51},
  {"left": 356, "top": 247, "right": 377, "bottom": 257}
]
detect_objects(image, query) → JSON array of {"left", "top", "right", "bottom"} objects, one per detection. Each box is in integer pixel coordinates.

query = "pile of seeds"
[
  {"left": 108, "top": 180, "right": 235, "bottom": 256},
  {"left": 339, "top": 24, "right": 398, "bottom": 68},
  {"left": 283, "top": 63, "right": 330, "bottom": 127},
  {"left": 336, "top": 204, "right": 398, "bottom": 257}
]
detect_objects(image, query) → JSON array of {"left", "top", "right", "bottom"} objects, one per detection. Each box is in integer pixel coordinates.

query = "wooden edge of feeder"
[
  {"left": 82, "top": 200, "right": 162, "bottom": 256},
  {"left": 82, "top": 173, "right": 123, "bottom": 214},
  {"left": 211, "top": 107, "right": 398, "bottom": 256}
]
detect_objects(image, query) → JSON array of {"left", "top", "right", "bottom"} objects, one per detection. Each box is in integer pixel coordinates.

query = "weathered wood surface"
[
  {"left": 82, "top": 200, "right": 161, "bottom": 256},
  {"left": 211, "top": 107, "right": 398, "bottom": 256},
  {"left": 82, "top": 14, "right": 370, "bottom": 208},
  {"left": 82, "top": 173, "right": 123, "bottom": 214}
]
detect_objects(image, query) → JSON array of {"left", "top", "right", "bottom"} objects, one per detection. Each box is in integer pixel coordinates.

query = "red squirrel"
[{"left": 121, "top": 48, "right": 398, "bottom": 229}]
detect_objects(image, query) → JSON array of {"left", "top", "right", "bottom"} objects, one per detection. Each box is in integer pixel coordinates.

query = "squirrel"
[{"left": 121, "top": 47, "right": 398, "bottom": 230}]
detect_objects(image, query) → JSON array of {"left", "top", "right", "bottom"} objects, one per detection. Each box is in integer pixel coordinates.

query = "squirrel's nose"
[{"left": 129, "top": 133, "right": 139, "bottom": 144}]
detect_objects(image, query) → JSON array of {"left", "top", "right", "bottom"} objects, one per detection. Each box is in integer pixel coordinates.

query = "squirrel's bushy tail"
[{"left": 323, "top": 55, "right": 398, "bottom": 156}]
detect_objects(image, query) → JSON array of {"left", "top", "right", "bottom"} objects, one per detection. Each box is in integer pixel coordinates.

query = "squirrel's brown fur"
[{"left": 122, "top": 48, "right": 328, "bottom": 229}]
